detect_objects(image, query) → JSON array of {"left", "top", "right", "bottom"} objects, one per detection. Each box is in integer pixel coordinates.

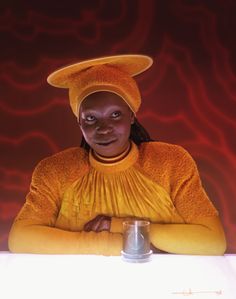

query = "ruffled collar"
[{"left": 89, "top": 141, "right": 139, "bottom": 173}]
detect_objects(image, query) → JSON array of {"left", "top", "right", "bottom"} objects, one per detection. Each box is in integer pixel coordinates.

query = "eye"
[
  {"left": 85, "top": 115, "right": 96, "bottom": 122},
  {"left": 111, "top": 111, "right": 121, "bottom": 118}
]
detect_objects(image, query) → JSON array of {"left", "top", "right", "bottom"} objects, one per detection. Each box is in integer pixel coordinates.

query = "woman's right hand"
[{"left": 83, "top": 215, "right": 111, "bottom": 232}]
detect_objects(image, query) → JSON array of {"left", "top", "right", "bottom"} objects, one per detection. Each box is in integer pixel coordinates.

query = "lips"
[{"left": 95, "top": 139, "right": 117, "bottom": 146}]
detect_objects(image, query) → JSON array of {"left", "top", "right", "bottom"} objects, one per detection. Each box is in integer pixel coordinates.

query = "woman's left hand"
[{"left": 84, "top": 215, "right": 111, "bottom": 232}]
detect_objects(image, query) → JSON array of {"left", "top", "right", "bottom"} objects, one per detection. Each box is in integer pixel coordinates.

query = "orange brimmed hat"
[{"left": 47, "top": 54, "right": 153, "bottom": 116}]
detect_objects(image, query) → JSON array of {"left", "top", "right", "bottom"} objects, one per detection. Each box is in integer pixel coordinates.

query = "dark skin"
[
  {"left": 79, "top": 92, "right": 225, "bottom": 255},
  {"left": 78, "top": 91, "right": 134, "bottom": 232},
  {"left": 79, "top": 92, "right": 163, "bottom": 253},
  {"left": 79, "top": 91, "right": 134, "bottom": 158}
]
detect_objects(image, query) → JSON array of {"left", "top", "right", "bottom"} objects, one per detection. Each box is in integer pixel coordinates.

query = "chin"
[
  {"left": 96, "top": 148, "right": 118, "bottom": 157},
  {"left": 94, "top": 144, "right": 123, "bottom": 157}
]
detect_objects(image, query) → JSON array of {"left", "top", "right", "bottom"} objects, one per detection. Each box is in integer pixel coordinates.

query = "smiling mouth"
[{"left": 96, "top": 140, "right": 116, "bottom": 146}]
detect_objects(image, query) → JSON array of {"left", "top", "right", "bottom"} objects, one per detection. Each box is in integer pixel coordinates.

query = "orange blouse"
[{"left": 9, "top": 141, "right": 218, "bottom": 255}]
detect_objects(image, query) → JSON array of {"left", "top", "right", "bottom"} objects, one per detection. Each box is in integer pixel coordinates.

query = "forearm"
[
  {"left": 8, "top": 220, "right": 122, "bottom": 255},
  {"left": 150, "top": 217, "right": 226, "bottom": 255}
]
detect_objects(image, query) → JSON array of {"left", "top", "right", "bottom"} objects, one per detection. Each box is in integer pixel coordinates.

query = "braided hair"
[{"left": 80, "top": 117, "right": 153, "bottom": 151}]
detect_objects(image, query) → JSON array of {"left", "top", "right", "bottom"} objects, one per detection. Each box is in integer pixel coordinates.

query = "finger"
[
  {"left": 84, "top": 215, "right": 102, "bottom": 232},
  {"left": 84, "top": 215, "right": 101, "bottom": 231},
  {"left": 96, "top": 217, "right": 111, "bottom": 232},
  {"left": 84, "top": 218, "right": 96, "bottom": 231},
  {"left": 93, "top": 217, "right": 104, "bottom": 232},
  {"left": 84, "top": 221, "right": 92, "bottom": 231},
  {"left": 84, "top": 215, "right": 110, "bottom": 232}
]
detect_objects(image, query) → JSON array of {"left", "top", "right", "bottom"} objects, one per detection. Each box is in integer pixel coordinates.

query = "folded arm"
[
  {"left": 8, "top": 219, "right": 122, "bottom": 255},
  {"left": 8, "top": 155, "right": 122, "bottom": 256},
  {"left": 149, "top": 216, "right": 226, "bottom": 255},
  {"left": 110, "top": 216, "right": 226, "bottom": 255}
]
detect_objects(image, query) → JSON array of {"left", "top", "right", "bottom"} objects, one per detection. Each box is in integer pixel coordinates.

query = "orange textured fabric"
[
  {"left": 47, "top": 54, "right": 153, "bottom": 117},
  {"left": 8, "top": 142, "right": 222, "bottom": 255},
  {"left": 69, "top": 65, "right": 141, "bottom": 116}
]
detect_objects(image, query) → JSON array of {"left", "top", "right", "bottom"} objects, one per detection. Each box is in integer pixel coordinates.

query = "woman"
[{"left": 8, "top": 55, "right": 226, "bottom": 255}]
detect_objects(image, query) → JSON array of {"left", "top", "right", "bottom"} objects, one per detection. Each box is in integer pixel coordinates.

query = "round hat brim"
[{"left": 47, "top": 54, "right": 153, "bottom": 88}]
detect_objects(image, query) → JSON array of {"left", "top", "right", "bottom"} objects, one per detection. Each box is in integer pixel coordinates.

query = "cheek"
[
  {"left": 116, "top": 122, "right": 132, "bottom": 136},
  {"left": 80, "top": 125, "right": 94, "bottom": 140}
]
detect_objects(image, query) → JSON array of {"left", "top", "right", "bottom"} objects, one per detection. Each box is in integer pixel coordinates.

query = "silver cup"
[{"left": 121, "top": 220, "right": 152, "bottom": 262}]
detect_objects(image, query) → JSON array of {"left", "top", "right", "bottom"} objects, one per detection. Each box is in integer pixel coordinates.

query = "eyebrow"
[
  {"left": 81, "top": 109, "right": 98, "bottom": 114},
  {"left": 81, "top": 106, "right": 124, "bottom": 113}
]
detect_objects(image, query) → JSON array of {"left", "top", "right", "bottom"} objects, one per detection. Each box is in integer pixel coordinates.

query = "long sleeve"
[
  {"left": 140, "top": 143, "right": 226, "bottom": 255},
  {"left": 8, "top": 220, "right": 122, "bottom": 255},
  {"left": 111, "top": 216, "right": 226, "bottom": 256},
  {"left": 110, "top": 143, "right": 226, "bottom": 255},
  {"left": 149, "top": 215, "right": 226, "bottom": 255},
  {"left": 8, "top": 148, "right": 122, "bottom": 255},
  {"left": 8, "top": 143, "right": 226, "bottom": 256},
  {"left": 170, "top": 146, "right": 219, "bottom": 222}
]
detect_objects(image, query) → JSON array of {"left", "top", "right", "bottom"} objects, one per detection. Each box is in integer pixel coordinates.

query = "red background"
[{"left": 0, "top": 0, "right": 236, "bottom": 252}]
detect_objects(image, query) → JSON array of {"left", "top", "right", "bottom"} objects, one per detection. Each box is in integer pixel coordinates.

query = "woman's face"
[{"left": 79, "top": 91, "right": 134, "bottom": 157}]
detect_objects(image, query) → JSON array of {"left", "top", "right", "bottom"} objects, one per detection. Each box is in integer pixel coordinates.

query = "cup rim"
[{"left": 123, "top": 220, "right": 150, "bottom": 227}]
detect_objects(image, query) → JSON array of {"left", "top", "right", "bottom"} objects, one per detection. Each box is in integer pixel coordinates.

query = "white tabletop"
[{"left": 0, "top": 252, "right": 235, "bottom": 299}]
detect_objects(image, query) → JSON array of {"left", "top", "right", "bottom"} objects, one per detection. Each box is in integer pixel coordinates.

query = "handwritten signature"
[{"left": 172, "top": 288, "right": 222, "bottom": 296}]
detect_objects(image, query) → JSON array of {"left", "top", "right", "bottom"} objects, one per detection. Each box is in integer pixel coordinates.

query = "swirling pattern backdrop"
[{"left": 0, "top": 0, "right": 235, "bottom": 252}]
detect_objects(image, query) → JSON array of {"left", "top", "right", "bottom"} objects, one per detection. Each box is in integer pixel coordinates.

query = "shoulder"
[
  {"left": 139, "top": 141, "right": 190, "bottom": 160},
  {"left": 33, "top": 147, "right": 89, "bottom": 177},
  {"left": 138, "top": 141, "right": 197, "bottom": 172}
]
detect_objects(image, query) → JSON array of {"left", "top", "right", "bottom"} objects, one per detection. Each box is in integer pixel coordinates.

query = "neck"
[{"left": 92, "top": 142, "right": 131, "bottom": 163}]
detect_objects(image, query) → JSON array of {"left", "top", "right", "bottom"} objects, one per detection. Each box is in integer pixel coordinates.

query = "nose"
[{"left": 96, "top": 120, "right": 113, "bottom": 134}]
